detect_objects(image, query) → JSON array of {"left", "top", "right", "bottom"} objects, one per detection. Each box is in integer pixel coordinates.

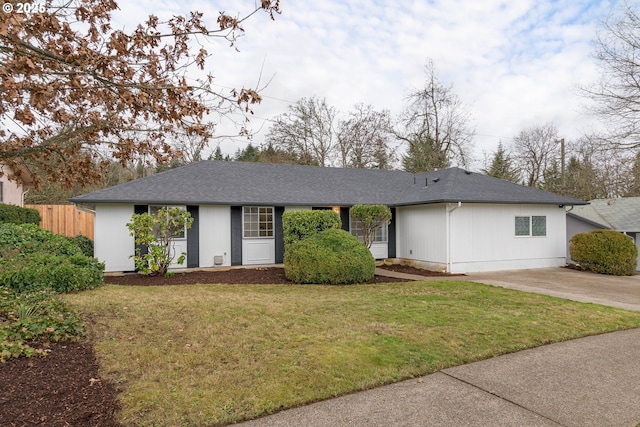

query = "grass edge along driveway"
[{"left": 65, "top": 280, "right": 640, "bottom": 427}]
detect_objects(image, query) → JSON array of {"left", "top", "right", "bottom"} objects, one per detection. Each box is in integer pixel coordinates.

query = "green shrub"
[
  {"left": 0, "top": 223, "right": 81, "bottom": 258},
  {"left": 570, "top": 229, "right": 638, "bottom": 276},
  {"left": 0, "top": 204, "right": 40, "bottom": 225},
  {"left": 0, "top": 254, "right": 104, "bottom": 293},
  {"left": 68, "top": 235, "right": 94, "bottom": 257},
  {"left": 127, "top": 206, "right": 193, "bottom": 276},
  {"left": 285, "top": 228, "right": 375, "bottom": 284},
  {"left": 350, "top": 204, "right": 392, "bottom": 248},
  {"left": 0, "top": 288, "right": 85, "bottom": 362},
  {"left": 282, "top": 210, "right": 342, "bottom": 250}
]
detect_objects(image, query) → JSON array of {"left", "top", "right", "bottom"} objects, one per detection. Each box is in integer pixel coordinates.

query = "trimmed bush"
[
  {"left": 282, "top": 210, "right": 342, "bottom": 250},
  {"left": 285, "top": 228, "right": 375, "bottom": 284},
  {"left": 570, "top": 229, "right": 638, "bottom": 276},
  {"left": 0, "top": 204, "right": 40, "bottom": 225},
  {"left": 0, "top": 223, "right": 81, "bottom": 258},
  {"left": 350, "top": 204, "right": 392, "bottom": 248}
]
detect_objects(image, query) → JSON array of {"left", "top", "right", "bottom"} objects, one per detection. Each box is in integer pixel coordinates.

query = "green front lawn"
[{"left": 65, "top": 281, "right": 640, "bottom": 426}]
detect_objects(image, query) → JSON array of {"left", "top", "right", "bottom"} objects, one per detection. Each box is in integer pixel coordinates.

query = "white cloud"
[{"left": 110, "top": 0, "right": 620, "bottom": 167}]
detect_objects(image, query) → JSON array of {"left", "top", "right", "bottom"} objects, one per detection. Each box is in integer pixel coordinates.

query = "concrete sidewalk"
[{"left": 238, "top": 328, "right": 640, "bottom": 427}]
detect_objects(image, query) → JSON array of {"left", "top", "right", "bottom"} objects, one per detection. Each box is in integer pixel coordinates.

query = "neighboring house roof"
[
  {"left": 569, "top": 197, "right": 640, "bottom": 232},
  {"left": 70, "top": 161, "right": 587, "bottom": 207}
]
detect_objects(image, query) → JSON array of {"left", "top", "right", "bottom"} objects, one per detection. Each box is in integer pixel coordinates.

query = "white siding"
[
  {"left": 199, "top": 205, "right": 231, "bottom": 267},
  {"left": 95, "top": 204, "right": 135, "bottom": 272},
  {"left": 396, "top": 204, "right": 447, "bottom": 270},
  {"left": 0, "top": 171, "right": 24, "bottom": 206},
  {"left": 449, "top": 204, "right": 567, "bottom": 273}
]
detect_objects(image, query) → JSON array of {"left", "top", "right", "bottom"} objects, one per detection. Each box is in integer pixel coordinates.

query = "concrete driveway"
[{"left": 465, "top": 267, "right": 640, "bottom": 311}]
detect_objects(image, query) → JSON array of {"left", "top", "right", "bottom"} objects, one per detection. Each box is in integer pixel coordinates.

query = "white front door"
[
  {"left": 169, "top": 239, "right": 188, "bottom": 269},
  {"left": 242, "top": 206, "right": 276, "bottom": 265},
  {"left": 242, "top": 239, "right": 275, "bottom": 264}
]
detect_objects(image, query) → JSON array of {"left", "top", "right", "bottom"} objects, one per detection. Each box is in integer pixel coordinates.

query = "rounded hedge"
[
  {"left": 284, "top": 228, "right": 375, "bottom": 284},
  {"left": 282, "top": 209, "right": 342, "bottom": 249},
  {"left": 570, "top": 229, "right": 638, "bottom": 276},
  {"left": 0, "top": 204, "right": 40, "bottom": 225}
]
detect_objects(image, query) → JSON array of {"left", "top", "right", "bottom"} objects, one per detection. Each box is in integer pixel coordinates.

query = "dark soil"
[
  {"left": 0, "top": 265, "right": 447, "bottom": 426},
  {"left": 0, "top": 341, "right": 122, "bottom": 427},
  {"left": 103, "top": 265, "right": 428, "bottom": 286}
]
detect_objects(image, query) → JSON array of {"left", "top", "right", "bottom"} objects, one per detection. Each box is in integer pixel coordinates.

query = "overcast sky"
[{"left": 113, "top": 0, "right": 620, "bottom": 169}]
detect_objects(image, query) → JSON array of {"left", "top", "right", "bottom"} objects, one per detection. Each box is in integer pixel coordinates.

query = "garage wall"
[
  {"left": 395, "top": 204, "right": 447, "bottom": 270},
  {"left": 450, "top": 204, "right": 567, "bottom": 273}
]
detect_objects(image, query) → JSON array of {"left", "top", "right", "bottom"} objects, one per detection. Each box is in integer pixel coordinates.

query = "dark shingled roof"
[{"left": 70, "top": 161, "right": 587, "bottom": 207}]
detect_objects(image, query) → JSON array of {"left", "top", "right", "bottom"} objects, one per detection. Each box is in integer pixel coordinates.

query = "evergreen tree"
[
  {"left": 564, "top": 156, "right": 607, "bottom": 200},
  {"left": 401, "top": 135, "right": 449, "bottom": 173},
  {"left": 212, "top": 146, "right": 229, "bottom": 161},
  {"left": 234, "top": 143, "right": 261, "bottom": 162},
  {"left": 482, "top": 142, "right": 519, "bottom": 182}
]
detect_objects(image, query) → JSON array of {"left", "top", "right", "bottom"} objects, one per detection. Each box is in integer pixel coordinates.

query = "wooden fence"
[{"left": 26, "top": 204, "right": 94, "bottom": 240}]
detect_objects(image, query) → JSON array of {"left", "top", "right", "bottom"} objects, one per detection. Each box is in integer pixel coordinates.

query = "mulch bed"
[
  {"left": 102, "top": 265, "right": 444, "bottom": 286},
  {"left": 0, "top": 341, "right": 122, "bottom": 427},
  {"left": 378, "top": 263, "right": 463, "bottom": 277},
  {"left": 0, "top": 264, "right": 449, "bottom": 426}
]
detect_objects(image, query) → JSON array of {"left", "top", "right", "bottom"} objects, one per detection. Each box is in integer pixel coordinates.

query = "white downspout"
[
  {"left": 446, "top": 202, "right": 462, "bottom": 273},
  {"left": 21, "top": 189, "right": 29, "bottom": 208}
]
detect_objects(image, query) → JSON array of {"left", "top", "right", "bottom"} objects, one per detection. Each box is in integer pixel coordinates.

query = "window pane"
[
  {"left": 376, "top": 225, "right": 388, "bottom": 242},
  {"left": 532, "top": 216, "right": 546, "bottom": 236},
  {"left": 244, "top": 206, "right": 274, "bottom": 238},
  {"left": 515, "top": 216, "right": 530, "bottom": 236},
  {"left": 349, "top": 216, "right": 388, "bottom": 243},
  {"left": 148, "top": 205, "right": 186, "bottom": 239}
]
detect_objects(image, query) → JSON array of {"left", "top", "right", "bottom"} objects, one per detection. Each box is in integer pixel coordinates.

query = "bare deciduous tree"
[
  {"left": 512, "top": 122, "right": 560, "bottom": 188},
  {"left": 336, "top": 104, "right": 396, "bottom": 169},
  {"left": 396, "top": 60, "right": 475, "bottom": 173},
  {"left": 581, "top": 1, "right": 640, "bottom": 150},
  {"left": 266, "top": 97, "right": 336, "bottom": 166}
]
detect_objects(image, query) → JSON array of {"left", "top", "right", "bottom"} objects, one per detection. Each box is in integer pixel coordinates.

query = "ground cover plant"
[
  {"left": 0, "top": 223, "right": 104, "bottom": 293},
  {"left": 64, "top": 279, "right": 640, "bottom": 427},
  {"left": 0, "top": 288, "right": 85, "bottom": 362}
]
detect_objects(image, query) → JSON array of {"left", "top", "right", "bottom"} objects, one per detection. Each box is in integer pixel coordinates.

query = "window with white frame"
[
  {"left": 243, "top": 206, "right": 274, "bottom": 238},
  {"left": 349, "top": 216, "right": 388, "bottom": 243},
  {"left": 515, "top": 215, "right": 546, "bottom": 237},
  {"left": 149, "top": 205, "right": 187, "bottom": 239}
]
